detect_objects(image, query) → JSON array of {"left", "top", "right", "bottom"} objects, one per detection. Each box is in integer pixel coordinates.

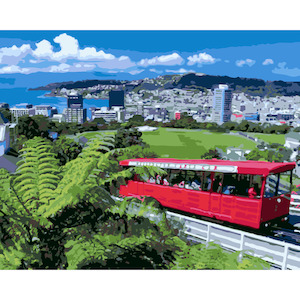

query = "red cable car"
[{"left": 119, "top": 158, "right": 296, "bottom": 229}]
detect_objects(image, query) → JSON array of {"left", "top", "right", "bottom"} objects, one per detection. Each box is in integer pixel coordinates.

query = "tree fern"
[{"left": 13, "top": 137, "right": 60, "bottom": 215}]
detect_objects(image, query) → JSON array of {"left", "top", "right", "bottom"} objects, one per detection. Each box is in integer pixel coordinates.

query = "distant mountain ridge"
[
  {"left": 30, "top": 79, "right": 128, "bottom": 91},
  {"left": 31, "top": 73, "right": 300, "bottom": 97}
]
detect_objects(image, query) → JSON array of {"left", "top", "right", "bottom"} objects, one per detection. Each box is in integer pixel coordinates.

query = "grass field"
[
  {"left": 73, "top": 128, "right": 287, "bottom": 159},
  {"left": 247, "top": 132, "right": 285, "bottom": 145},
  {"left": 141, "top": 128, "right": 257, "bottom": 159},
  {"left": 76, "top": 130, "right": 117, "bottom": 140}
]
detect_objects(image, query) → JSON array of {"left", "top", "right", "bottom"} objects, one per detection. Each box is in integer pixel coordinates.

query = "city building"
[
  {"left": 64, "top": 108, "right": 87, "bottom": 124},
  {"left": 10, "top": 107, "right": 35, "bottom": 119},
  {"left": 0, "top": 124, "right": 10, "bottom": 156},
  {"left": 278, "top": 112, "right": 294, "bottom": 121},
  {"left": 90, "top": 106, "right": 125, "bottom": 123},
  {"left": 136, "top": 101, "right": 143, "bottom": 116},
  {"left": 0, "top": 103, "right": 9, "bottom": 109},
  {"left": 64, "top": 93, "right": 86, "bottom": 123},
  {"left": 265, "top": 114, "right": 278, "bottom": 122},
  {"left": 144, "top": 105, "right": 168, "bottom": 122},
  {"left": 109, "top": 90, "right": 124, "bottom": 108},
  {"left": 231, "top": 114, "right": 244, "bottom": 122},
  {"left": 52, "top": 114, "right": 66, "bottom": 123},
  {"left": 34, "top": 105, "right": 57, "bottom": 117},
  {"left": 284, "top": 132, "right": 300, "bottom": 153},
  {"left": 245, "top": 112, "right": 260, "bottom": 121},
  {"left": 217, "top": 147, "right": 251, "bottom": 161},
  {"left": 212, "top": 84, "right": 232, "bottom": 124},
  {"left": 68, "top": 93, "right": 83, "bottom": 109},
  {"left": 240, "top": 103, "right": 246, "bottom": 112}
]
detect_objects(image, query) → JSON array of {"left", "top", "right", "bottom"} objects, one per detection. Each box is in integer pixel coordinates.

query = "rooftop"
[{"left": 120, "top": 158, "right": 296, "bottom": 176}]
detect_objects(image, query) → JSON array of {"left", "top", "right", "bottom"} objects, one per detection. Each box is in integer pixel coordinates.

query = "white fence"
[{"left": 166, "top": 211, "right": 300, "bottom": 270}]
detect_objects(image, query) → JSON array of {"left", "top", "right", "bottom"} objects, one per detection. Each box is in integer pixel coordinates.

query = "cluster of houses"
[{"left": 2, "top": 108, "right": 300, "bottom": 178}]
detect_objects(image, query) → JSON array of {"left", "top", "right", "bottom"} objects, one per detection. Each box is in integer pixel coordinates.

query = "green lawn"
[
  {"left": 77, "top": 130, "right": 117, "bottom": 141},
  {"left": 142, "top": 128, "right": 257, "bottom": 159},
  {"left": 247, "top": 132, "right": 285, "bottom": 145}
]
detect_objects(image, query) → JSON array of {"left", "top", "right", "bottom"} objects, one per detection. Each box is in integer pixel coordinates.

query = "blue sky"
[{"left": 2, "top": 31, "right": 300, "bottom": 88}]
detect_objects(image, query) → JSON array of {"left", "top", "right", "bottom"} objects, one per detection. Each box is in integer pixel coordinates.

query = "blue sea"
[{"left": 0, "top": 88, "right": 109, "bottom": 119}]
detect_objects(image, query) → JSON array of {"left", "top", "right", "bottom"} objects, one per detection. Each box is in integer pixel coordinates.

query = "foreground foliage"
[{"left": 0, "top": 135, "right": 269, "bottom": 270}]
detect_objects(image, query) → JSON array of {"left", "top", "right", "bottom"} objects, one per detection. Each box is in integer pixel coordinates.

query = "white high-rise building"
[{"left": 212, "top": 84, "right": 232, "bottom": 124}]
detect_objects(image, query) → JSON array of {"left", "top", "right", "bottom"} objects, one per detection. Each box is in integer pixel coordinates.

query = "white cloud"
[
  {"left": 138, "top": 53, "right": 183, "bottom": 67},
  {"left": 149, "top": 68, "right": 163, "bottom": 74},
  {"left": 30, "top": 33, "right": 134, "bottom": 72},
  {"left": 0, "top": 44, "right": 31, "bottom": 65},
  {"left": 47, "top": 62, "right": 96, "bottom": 73},
  {"left": 165, "top": 68, "right": 195, "bottom": 74},
  {"left": 48, "top": 63, "right": 71, "bottom": 72},
  {"left": 78, "top": 47, "right": 115, "bottom": 60},
  {"left": 32, "top": 39, "right": 53, "bottom": 59},
  {"left": 31, "top": 33, "right": 117, "bottom": 63},
  {"left": 119, "top": 55, "right": 129, "bottom": 61},
  {"left": 52, "top": 33, "right": 79, "bottom": 60},
  {"left": 236, "top": 58, "right": 256, "bottom": 67},
  {"left": 262, "top": 58, "right": 274, "bottom": 65},
  {"left": 187, "top": 52, "right": 216, "bottom": 66},
  {"left": 0, "top": 65, "right": 31, "bottom": 74},
  {"left": 96, "top": 56, "right": 135, "bottom": 70},
  {"left": 272, "top": 62, "right": 300, "bottom": 77},
  {"left": 73, "top": 63, "right": 96, "bottom": 71},
  {"left": 128, "top": 69, "right": 144, "bottom": 75},
  {"left": 29, "top": 59, "right": 40, "bottom": 64}
]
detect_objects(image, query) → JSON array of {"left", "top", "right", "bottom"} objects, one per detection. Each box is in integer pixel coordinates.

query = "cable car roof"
[{"left": 119, "top": 158, "right": 296, "bottom": 176}]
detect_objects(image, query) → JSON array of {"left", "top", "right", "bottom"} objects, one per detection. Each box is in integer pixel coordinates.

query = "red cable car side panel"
[
  {"left": 233, "top": 196, "right": 261, "bottom": 228},
  {"left": 119, "top": 159, "right": 296, "bottom": 229}
]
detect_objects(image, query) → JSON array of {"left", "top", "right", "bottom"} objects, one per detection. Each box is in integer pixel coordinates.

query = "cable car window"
[
  {"left": 264, "top": 174, "right": 279, "bottom": 198},
  {"left": 235, "top": 174, "right": 252, "bottom": 197},
  {"left": 250, "top": 175, "right": 262, "bottom": 198},
  {"left": 170, "top": 169, "right": 186, "bottom": 188},
  {"left": 277, "top": 171, "right": 292, "bottom": 195},
  {"left": 222, "top": 174, "right": 237, "bottom": 195},
  {"left": 161, "top": 169, "right": 171, "bottom": 186},
  {"left": 202, "top": 172, "right": 212, "bottom": 191},
  {"left": 212, "top": 172, "right": 223, "bottom": 193},
  {"left": 185, "top": 171, "right": 203, "bottom": 190}
]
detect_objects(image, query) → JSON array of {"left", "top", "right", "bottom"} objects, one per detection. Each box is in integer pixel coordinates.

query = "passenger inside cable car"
[
  {"left": 248, "top": 183, "right": 258, "bottom": 198},
  {"left": 223, "top": 185, "right": 235, "bottom": 195},
  {"left": 170, "top": 170, "right": 185, "bottom": 188},
  {"left": 212, "top": 173, "right": 223, "bottom": 193},
  {"left": 203, "top": 172, "right": 212, "bottom": 191},
  {"left": 185, "top": 171, "right": 202, "bottom": 190}
]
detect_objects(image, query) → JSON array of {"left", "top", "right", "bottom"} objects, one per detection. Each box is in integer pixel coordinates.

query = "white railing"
[
  {"left": 166, "top": 211, "right": 300, "bottom": 270},
  {"left": 113, "top": 195, "right": 300, "bottom": 269}
]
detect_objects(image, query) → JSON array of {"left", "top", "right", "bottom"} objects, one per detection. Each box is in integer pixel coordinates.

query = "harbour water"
[{"left": 0, "top": 88, "right": 109, "bottom": 119}]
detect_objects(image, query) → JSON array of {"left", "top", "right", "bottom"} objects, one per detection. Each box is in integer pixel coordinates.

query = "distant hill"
[
  {"left": 30, "top": 79, "right": 127, "bottom": 91},
  {"left": 32, "top": 73, "right": 300, "bottom": 97}
]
